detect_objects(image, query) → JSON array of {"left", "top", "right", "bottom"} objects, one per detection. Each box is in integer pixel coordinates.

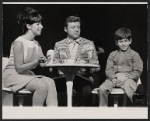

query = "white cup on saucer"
[{"left": 46, "top": 49, "right": 54, "bottom": 64}]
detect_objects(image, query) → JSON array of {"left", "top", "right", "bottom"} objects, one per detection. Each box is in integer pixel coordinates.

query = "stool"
[
  {"left": 91, "top": 88, "right": 99, "bottom": 106},
  {"left": 110, "top": 88, "right": 127, "bottom": 107},
  {"left": 2, "top": 87, "right": 32, "bottom": 107},
  {"left": 91, "top": 88, "right": 127, "bottom": 107},
  {"left": 2, "top": 57, "right": 32, "bottom": 107}
]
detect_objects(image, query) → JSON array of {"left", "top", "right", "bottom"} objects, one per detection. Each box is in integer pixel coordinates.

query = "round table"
[{"left": 46, "top": 63, "right": 99, "bottom": 107}]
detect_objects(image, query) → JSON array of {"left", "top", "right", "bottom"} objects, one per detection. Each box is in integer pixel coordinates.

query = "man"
[{"left": 53, "top": 16, "right": 100, "bottom": 106}]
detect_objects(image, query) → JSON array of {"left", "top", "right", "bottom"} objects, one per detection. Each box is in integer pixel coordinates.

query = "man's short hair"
[{"left": 64, "top": 16, "right": 81, "bottom": 27}]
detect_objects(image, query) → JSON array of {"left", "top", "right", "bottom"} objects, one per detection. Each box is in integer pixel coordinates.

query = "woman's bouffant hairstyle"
[
  {"left": 114, "top": 27, "right": 132, "bottom": 41},
  {"left": 17, "top": 7, "right": 42, "bottom": 33},
  {"left": 64, "top": 16, "right": 81, "bottom": 28}
]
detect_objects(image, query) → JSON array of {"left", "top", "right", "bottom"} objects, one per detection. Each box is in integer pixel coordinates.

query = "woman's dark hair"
[
  {"left": 17, "top": 7, "right": 42, "bottom": 33},
  {"left": 64, "top": 16, "right": 81, "bottom": 28},
  {"left": 114, "top": 27, "right": 132, "bottom": 41}
]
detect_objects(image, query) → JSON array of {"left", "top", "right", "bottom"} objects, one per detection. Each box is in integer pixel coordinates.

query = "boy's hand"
[
  {"left": 112, "top": 78, "right": 117, "bottom": 87},
  {"left": 116, "top": 73, "right": 129, "bottom": 81},
  {"left": 115, "top": 73, "right": 129, "bottom": 87},
  {"left": 115, "top": 80, "right": 122, "bottom": 87}
]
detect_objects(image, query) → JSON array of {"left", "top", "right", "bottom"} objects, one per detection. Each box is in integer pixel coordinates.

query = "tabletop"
[{"left": 45, "top": 63, "right": 99, "bottom": 68}]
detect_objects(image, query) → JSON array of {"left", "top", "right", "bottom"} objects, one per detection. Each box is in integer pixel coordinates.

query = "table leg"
[
  {"left": 65, "top": 73, "right": 75, "bottom": 107},
  {"left": 66, "top": 81, "right": 73, "bottom": 107},
  {"left": 58, "top": 67, "right": 78, "bottom": 107}
]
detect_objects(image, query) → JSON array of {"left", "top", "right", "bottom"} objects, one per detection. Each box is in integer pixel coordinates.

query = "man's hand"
[
  {"left": 78, "top": 68, "right": 86, "bottom": 75},
  {"left": 90, "top": 67, "right": 100, "bottom": 73},
  {"left": 80, "top": 51, "right": 89, "bottom": 61}
]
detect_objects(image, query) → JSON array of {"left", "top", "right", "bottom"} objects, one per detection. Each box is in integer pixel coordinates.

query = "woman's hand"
[
  {"left": 39, "top": 56, "right": 48, "bottom": 67},
  {"left": 39, "top": 56, "right": 47, "bottom": 63}
]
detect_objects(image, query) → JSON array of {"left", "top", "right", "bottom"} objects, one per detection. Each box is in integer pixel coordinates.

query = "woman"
[{"left": 3, "top": 7, "right": 58, "bottom": 106}]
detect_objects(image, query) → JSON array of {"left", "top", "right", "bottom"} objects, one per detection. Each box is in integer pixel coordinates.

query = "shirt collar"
[
  {"left": 118, "top": 47, "right": 131, "bottom": 53},
  {"left": 67, "top": 37, "right": 80, "bottom": 45}
]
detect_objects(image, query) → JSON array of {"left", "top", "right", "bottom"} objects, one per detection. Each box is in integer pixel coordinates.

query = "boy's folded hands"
[{"left": 113, "top": 73, "right": 129, "bottom": 87}]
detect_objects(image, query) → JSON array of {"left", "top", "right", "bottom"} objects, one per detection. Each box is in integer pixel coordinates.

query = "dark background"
[{"left": 3, "top": 4, "right": 147, "bottom": 105}]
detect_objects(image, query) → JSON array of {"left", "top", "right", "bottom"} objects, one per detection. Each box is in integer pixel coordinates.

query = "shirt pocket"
[{"left": 127, "top": 58, "right": 133, "bottom": 68}]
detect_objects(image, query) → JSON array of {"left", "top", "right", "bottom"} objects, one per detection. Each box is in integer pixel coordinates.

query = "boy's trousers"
[{"left": 98, "top": 79, "right": 137, "bottom": 106}]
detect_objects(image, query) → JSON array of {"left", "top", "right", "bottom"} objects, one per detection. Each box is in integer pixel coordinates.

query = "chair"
[
  {"left": 110, "top": 88, "right": 127, "bottom": 107},
  {"left": 91, "top": 88, "right": 100, "bottom": 106},
  {"left": 2, "top": 57, "right": 32, "bottom": 107},
  {"left": 91, "top": 78, "right": 142, "bottom": 107},
  {"left": 110, "top": 78, "right": 142, "bottom": 107}
]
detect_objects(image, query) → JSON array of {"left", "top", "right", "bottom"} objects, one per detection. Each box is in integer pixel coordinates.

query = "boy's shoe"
[{"left": 132, "top": 94, "right": 145, "bottom": 106}]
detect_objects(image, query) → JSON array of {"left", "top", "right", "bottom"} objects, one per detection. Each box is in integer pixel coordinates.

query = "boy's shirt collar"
[{"left": 118, "top": 46, "right": 131, "bottom": 53}]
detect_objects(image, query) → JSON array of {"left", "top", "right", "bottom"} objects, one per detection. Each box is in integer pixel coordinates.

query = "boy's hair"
[
  {"left": 17, "top": 7, "right": 42, "bottom": 33},
  {"left": 64, "top": 16, "right": 81, "bottom": 27},
  {"left": 114, "top": 27, "right": 132, "bottom": 41}
]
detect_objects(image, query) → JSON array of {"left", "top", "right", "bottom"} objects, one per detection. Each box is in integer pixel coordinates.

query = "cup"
[{"left": 46, "top": 49, "right": 54, "bottom": 64}]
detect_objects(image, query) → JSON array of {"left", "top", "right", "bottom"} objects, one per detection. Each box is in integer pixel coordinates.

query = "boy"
[
  {"left": 98, "top": 27, "right": 143, "bottom": 106},
  {"left": 53, "top": 16, "right": 100, "bottom": 106}
]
